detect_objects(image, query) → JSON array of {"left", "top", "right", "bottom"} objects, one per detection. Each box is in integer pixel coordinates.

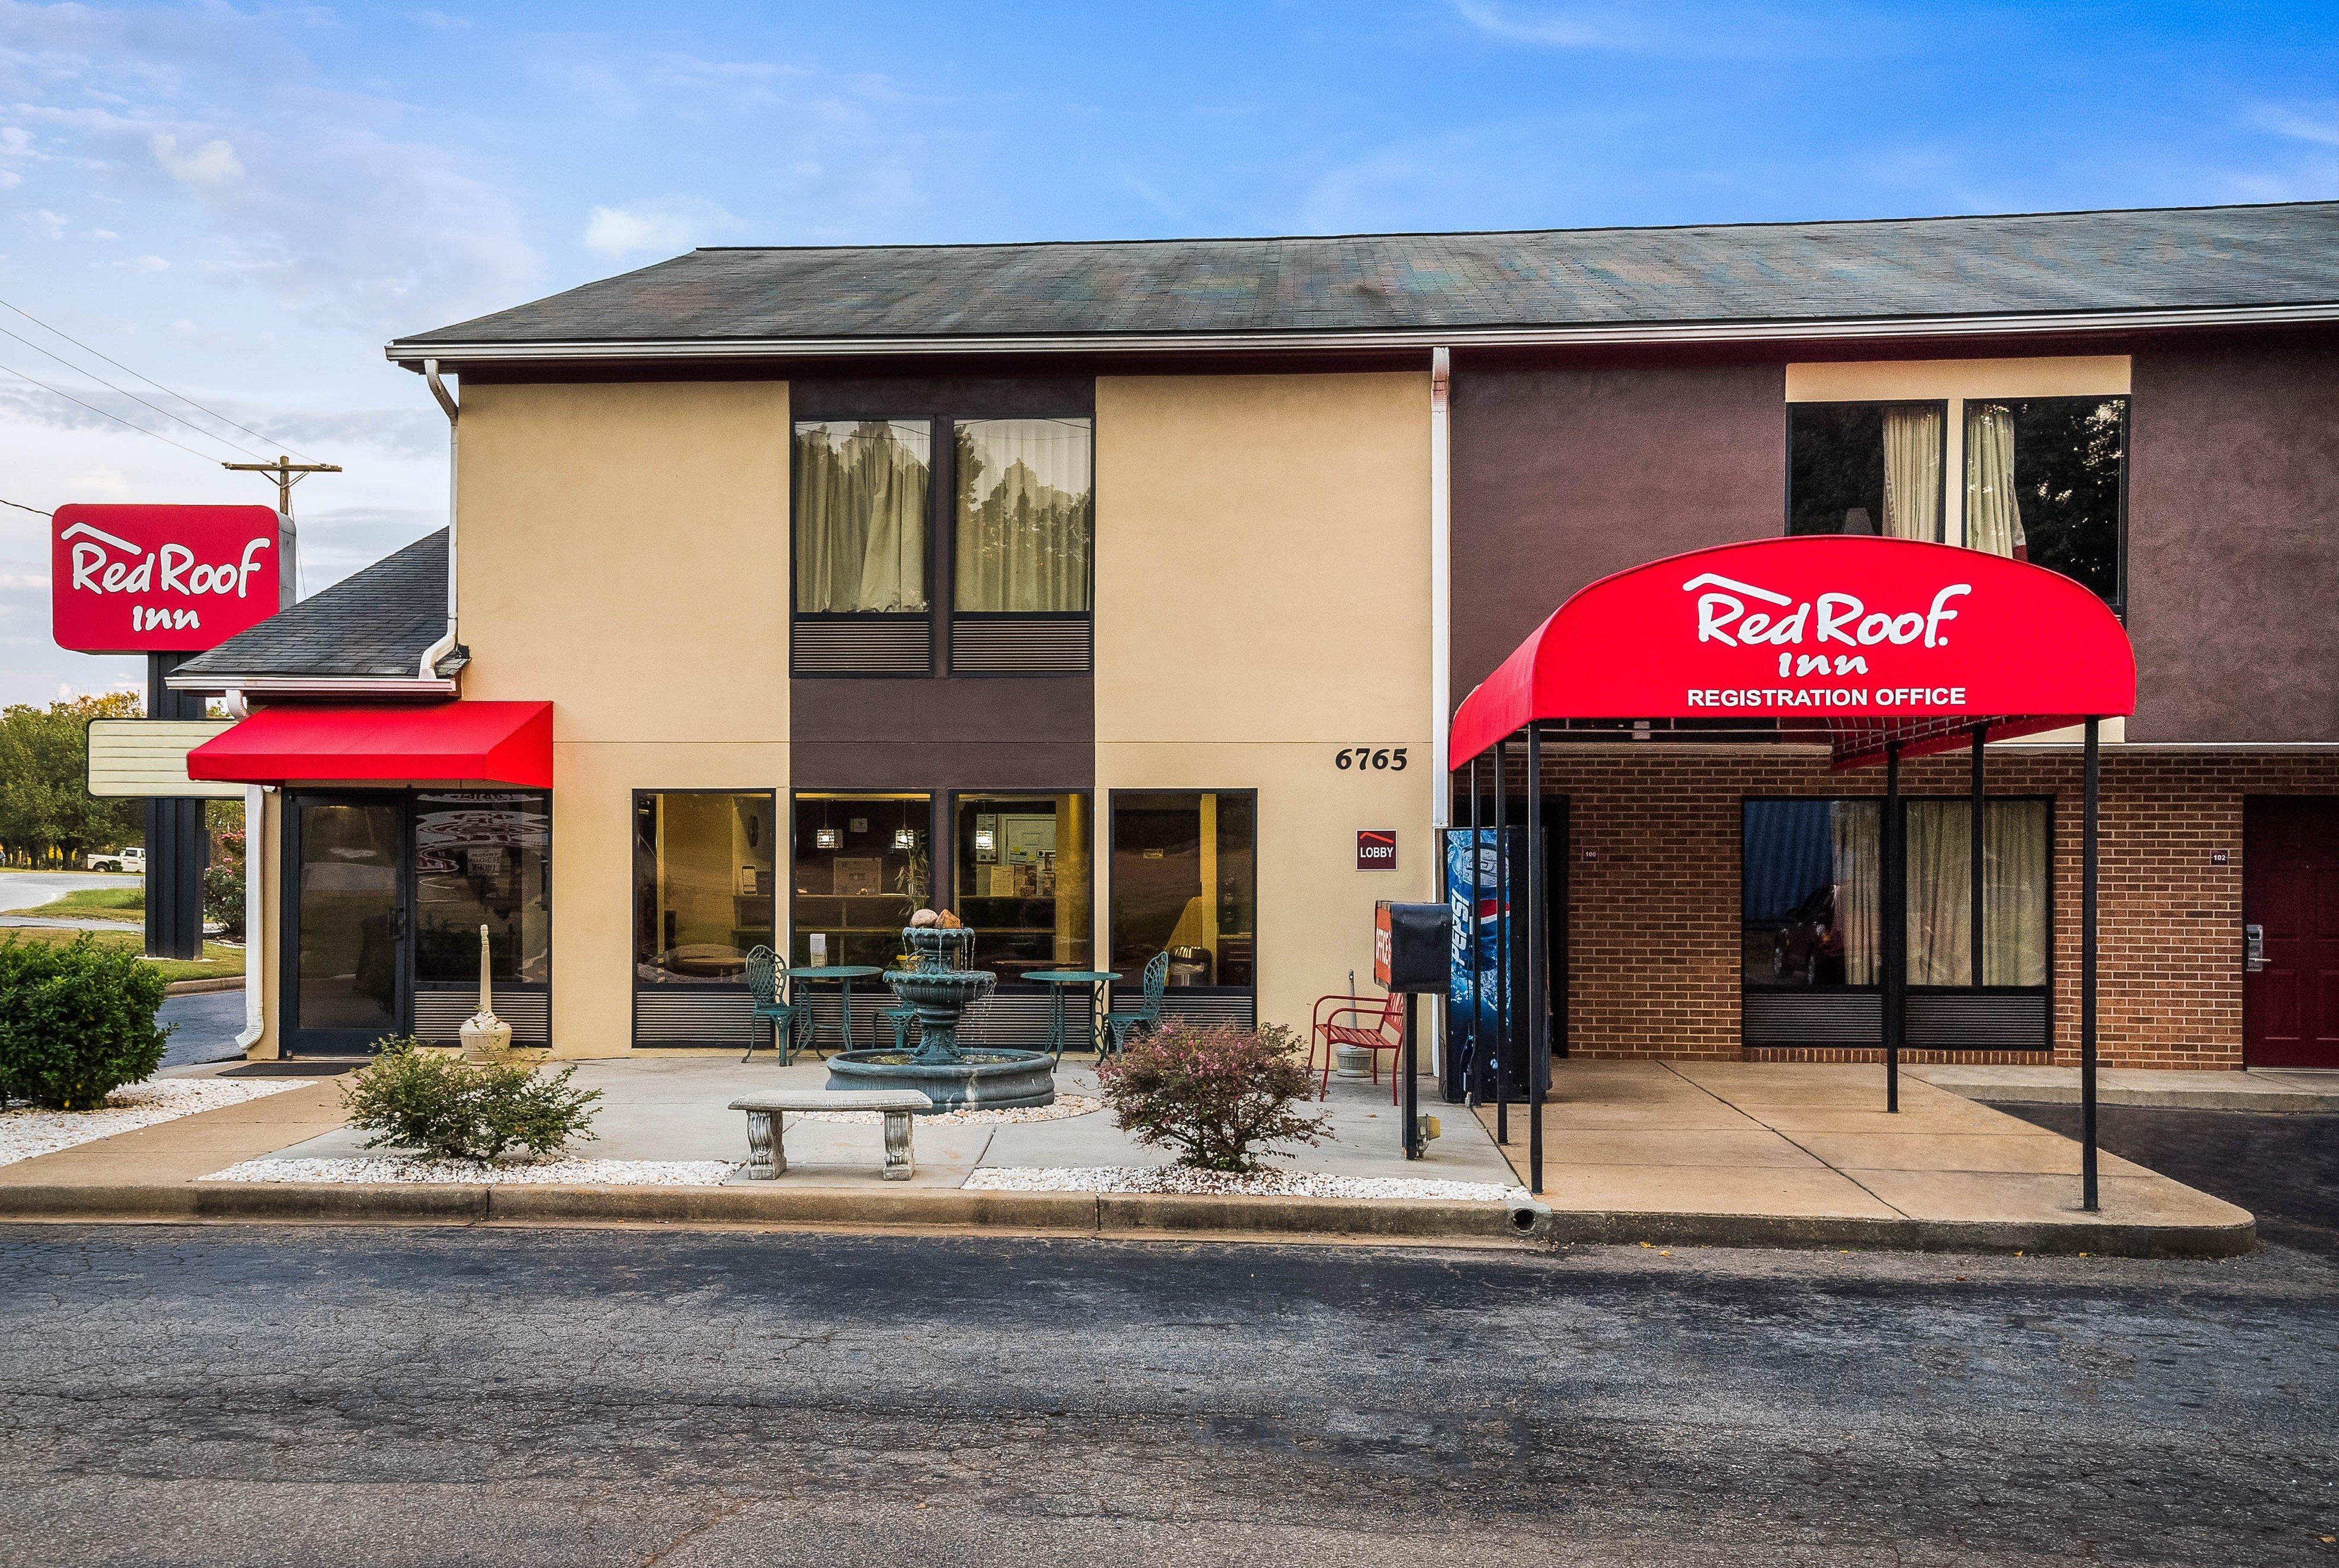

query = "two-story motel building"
[{"left": 178, "top": 201, "right": 2339, "bottom": 1078}]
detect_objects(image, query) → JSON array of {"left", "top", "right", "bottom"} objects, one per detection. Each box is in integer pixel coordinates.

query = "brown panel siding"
[
  {"left": 1448, "top": 361, "right": 1787, "bottom": 703},
  {"left": 2127, "top": 333, "right": 2339, "bottom": 741},
  {"left": 790, "top": 676, "right": 1093, "bottom": 790}
]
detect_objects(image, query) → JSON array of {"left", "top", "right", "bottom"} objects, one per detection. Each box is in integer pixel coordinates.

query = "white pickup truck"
[{"left": 85, "top": 845, "right": 145, "bottom": 873}]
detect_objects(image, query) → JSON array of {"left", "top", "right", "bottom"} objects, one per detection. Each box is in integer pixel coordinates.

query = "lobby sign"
[
  {"left": 1356, "top": 829, "right": 1397, "bottom": 870},
  {"left": 1452, "top": 536, "right": 2137, "bottom": 764},
  {"left": 52, "top": 504, "right": 294, "bottom": 654}
]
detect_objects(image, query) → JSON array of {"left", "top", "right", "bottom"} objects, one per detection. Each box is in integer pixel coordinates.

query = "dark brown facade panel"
[
  {"left": 2127, "top": 334, "right": 2339, "bottom": 743},
  {"left": 1448, "top": 362, "right": 1787, "bottom": 700},
  {"left": 789, "top": 676, "right": 1095, "bottom": 789}
]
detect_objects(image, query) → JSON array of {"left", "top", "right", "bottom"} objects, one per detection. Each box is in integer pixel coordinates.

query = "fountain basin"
[{"left": 825, "top": 1048, "right": 1056, "bottom": 1111}]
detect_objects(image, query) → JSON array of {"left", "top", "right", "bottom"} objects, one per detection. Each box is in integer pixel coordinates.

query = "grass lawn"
[
  {"left": 0, "top": 927, "right": 242, "bottom": 983},
  {"left": 15, "top": 885, "right": 145, "bottom": 922}
]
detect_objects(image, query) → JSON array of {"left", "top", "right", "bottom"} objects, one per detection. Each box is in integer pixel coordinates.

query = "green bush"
[
  {"left": 0, "top": 934, "right": 169, "bottom": 1110},
  {"left": 1097, "top": 1021, "right": 1330, "bottom": 1174},
  {"left": 342, "top": 1037, "right": 600, "bottom": 1162}
]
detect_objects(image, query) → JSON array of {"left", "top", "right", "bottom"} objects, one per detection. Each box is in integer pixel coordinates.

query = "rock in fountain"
[{"left": 825, "top": 926, "right": 1056, "bottom": 1111}]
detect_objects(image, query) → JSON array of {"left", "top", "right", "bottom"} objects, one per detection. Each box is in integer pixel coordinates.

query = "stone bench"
[{"left": 728, "top": 1089, "right": 935, "bottom": 1182}]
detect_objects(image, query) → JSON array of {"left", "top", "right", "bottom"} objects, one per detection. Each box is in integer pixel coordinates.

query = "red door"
[{"left": 2243, "top": 798, "right": 2339, "bottom": 1068}]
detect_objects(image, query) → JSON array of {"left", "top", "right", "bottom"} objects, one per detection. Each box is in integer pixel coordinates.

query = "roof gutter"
[
  {"left": 164, "top": 674, "right": 462, "bottom": 699},
  {"left": 385, "top": 300, "right": 2339, "bottom": 366}
]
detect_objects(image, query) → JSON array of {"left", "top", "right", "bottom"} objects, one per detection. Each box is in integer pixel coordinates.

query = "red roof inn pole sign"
[
  {"left": 1449, "top": 537, "right": 2137, "bottom": 768},
  {"left": 51, "top": 504, "right": 294, "bottom": 654}
]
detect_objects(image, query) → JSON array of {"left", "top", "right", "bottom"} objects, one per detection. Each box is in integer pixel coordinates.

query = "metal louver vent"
[
  {"left": 1907, "top": 991, "right": 2051, "bottom": 1051},
  {"left": 414, "top": 988, "right": 552, "bottom": 1046},
  {"left": 949, "top": 615, "right": 1092, "bottom": 674},
  {"left": 791, "top": 617, "right": 932, "bottom": 676},
  {"left": 1742, "top": 990, "right": 1881, "bottom": 1047},
  {"left": 1113, "top": 988, "right": 1257, "bottom": 1031},
  {"left": 634, "top": 989, "right": 753, "bottom": 1047}
]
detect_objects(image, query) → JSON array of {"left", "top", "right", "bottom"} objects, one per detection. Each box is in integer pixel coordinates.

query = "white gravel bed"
[
  {"left": 793, "top": 1094, "right": 1101, "bottom": 1127},
  {"left": 0, "top": 1078, "right": 306, "bottom": 1169},
  {"left": 204, "top": 1156, "right": 738, "bottom": 1186},
  {"left": 964, "top": 1166, "right": 1531, "bottom": 1202}
]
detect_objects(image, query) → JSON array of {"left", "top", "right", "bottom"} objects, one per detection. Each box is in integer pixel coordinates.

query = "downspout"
[
  {"left": 1429, "top": 347, "right": 1452, "bottom": 825},
  {"left": 226, "top": 686, "right": 266, "bottom": 1052},
  {"left": 419, "top": 359, "right": 459, "bottom": 680}
]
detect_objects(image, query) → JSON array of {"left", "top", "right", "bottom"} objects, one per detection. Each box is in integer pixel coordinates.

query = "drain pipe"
[
  {"left": 419, "top": 359, "right": 459, "bottom": 680},
  {"left": 1429, "top": 347, "right": 1452, "bottom": 825},
  {"left": 226, "top": 684, "right": 267, "bottom": 1052}
]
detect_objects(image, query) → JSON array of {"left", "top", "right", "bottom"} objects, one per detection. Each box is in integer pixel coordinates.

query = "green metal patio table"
[
  {"left": 789, "top": 964, "right": 885, "bottom": 1054},
  {"left": 1024, "top": 970, "right": 1121, "bottom": 1063}
]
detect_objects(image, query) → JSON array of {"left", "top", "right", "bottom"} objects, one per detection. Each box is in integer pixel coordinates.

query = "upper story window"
[
  {"left": 1787, "top": 394, "right": 2127, "bottom": 610},
  {"left": 1788, "top": 401, "right": 1946, "bottom": 541},
  {"left": 954, "top": 418, "right": 1093, "bottom": 614},
  {"left": 793, "top": 420, "right": 931, "bottom": 614}
]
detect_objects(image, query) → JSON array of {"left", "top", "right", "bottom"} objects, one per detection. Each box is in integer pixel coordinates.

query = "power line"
[
  {"left": 0, "top": 356, "right": 223, "bottom": 465},
  {"left": 0, "top": 295, "right": 319, "bottom": 463},
  {"left": 0, "top": 320, "right": 269, "bottom": 462},
  {"left": 0, "top": 496, "right": 53, "bottom": 518}
]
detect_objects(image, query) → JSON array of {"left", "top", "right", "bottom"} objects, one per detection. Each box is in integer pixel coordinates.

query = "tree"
[{"left": 0, "top": 694, "right": 145, "bottom": 864}]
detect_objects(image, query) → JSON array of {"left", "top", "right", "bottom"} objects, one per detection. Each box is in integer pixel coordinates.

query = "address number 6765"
[{"left": 1334, "top": 747, "right": 1408, "bottom": 771}]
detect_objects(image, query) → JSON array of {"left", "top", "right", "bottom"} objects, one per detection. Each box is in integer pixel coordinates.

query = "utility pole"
[{"left": 222, "top": 454, "right": 340, "bottom": 518}]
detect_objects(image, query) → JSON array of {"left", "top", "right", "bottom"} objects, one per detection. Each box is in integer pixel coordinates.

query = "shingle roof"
[
  {"left": 176, "top": 529, "right": 458, "bottom": 681},
  {"left": 390, "top": 202, "right": 2339, "bottom": 351}
]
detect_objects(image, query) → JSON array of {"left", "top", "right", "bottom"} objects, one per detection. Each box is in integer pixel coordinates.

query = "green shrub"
[
  {"left": 341, "top": 1037, "right": 600, "bottom": 1162},
  {"left": 0, "top": 934, "right": 169, "bottom": 1110},
  {"left": 1097, "top": 1022, "right": 1329, "bottom": 1174}
]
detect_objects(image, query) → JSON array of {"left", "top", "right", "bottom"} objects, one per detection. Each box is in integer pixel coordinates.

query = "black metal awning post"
[
  {"left": 1525, "top": 722, "right": 1545, "bottom": 1195},
  {"left": 1493, "top": 735, "right": 1511, "bottom": 1147},
  {"left": 1883, "top": 739, "right": 1904, "bottom": 1113},
  {"left": 1465, "top": 755, "right": 1482, "bottom": 1108},
  {"left": 2082, "top": 716, "right": 2100, "bottom": 1211}
]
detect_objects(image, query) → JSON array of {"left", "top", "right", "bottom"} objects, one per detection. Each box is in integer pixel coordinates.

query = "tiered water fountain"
[{"left": 825, "top": 925, "right": 1057, "bottom": 1110}]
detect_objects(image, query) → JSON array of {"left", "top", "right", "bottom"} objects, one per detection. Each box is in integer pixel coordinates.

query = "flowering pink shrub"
[{"left": 1098, "top": 1022, "right": 1330, "bottom": 1174}]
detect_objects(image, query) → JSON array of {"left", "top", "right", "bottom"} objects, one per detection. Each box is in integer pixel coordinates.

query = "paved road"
[
  {"left": 0, "top": 868, "right": 138, "bottom": 914},
  {"left": 2, "top": 1226, "right": 2332, "bottom": 1566},
  {"left": 1999, "top": 1101, "right": 2339, "bottom": 1259},
  {"left": 159, "top": 987, "right": 250, "bottom": 1068}
]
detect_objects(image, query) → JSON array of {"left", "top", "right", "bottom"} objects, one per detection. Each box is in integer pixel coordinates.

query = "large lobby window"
[
  {"left": 1787, "top": 401, "right": 1946, "bottom": 541},
  {"left": 633, "top": 792, "right": 776, "bottom": 985},
  {"left": 954, "top": 793, "right": 1092, "bottom": 984},
  {"left": 1741, "top": 798, "right": 2048, "bottom": 991},
  {"left": 1110, "top": 791, "right": 1256, "bottom": 990},
  {"left": 792, "top": 793, "right": 931, "bottom": 969},
  {"left": 1963, "top": 396, "right": 2126, "bottom": 609},
  {"left": 414, "top": 792, "right": 549, "bottom": 987}
]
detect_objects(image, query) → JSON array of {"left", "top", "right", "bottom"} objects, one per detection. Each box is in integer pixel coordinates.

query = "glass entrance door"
[{"left": 285, "top": 796, "right": 409, "bottom": 1055}]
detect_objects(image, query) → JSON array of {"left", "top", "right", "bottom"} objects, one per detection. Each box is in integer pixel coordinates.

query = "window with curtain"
[
  {"left": 1963, "top": 396, "right": 2126, "bottom": 608},
  {"left": 1742, "top": 798, "right": 2047, "bottom": 991},
  {"left": 1787, "top": 402, "right": 1946, "bottom": 541},
  {"left": 954, "top": 417, "right": 1093, "bottom": 613},
  {"left": 793, "top": 420, "right": 931, "bottom": 613}
]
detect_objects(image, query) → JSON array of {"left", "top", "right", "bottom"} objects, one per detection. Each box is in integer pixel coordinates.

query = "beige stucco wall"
[
  {"left": 1093, "top": 373, "right": 1436, "bottom": 1036},
  {"left": 457, "top": 380, "right": 792, "bottom": 1055}
]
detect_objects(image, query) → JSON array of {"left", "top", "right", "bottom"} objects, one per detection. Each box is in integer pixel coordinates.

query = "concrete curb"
[
  {"left": 165, "top": 977, "right": 246, "bottom": 996},
  {"left": 0, "top": 1181, "right": 2247, "bottom": 1255}
]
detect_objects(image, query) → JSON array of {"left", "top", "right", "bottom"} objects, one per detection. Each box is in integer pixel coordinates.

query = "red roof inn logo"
[{"left": 52, "top": 504, "right": 292, "bottom": 654}]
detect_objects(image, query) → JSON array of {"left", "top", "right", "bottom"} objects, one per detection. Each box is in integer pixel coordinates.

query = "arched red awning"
[{"left": 1450, "top": 536, "right": 2136, "bottom": 770}]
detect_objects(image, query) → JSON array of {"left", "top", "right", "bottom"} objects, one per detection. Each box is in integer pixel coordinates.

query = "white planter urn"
[{"left": 459, "top": 923, "right": 513, "bottom": 1063}]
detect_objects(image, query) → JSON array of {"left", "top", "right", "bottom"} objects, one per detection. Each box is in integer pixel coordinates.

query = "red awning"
[
  {"left": 188, "top": 701, "right": 553, "bottom": 788},
  {"left": 1451, "top": 537, "right": 2136, "bottom": 770}
]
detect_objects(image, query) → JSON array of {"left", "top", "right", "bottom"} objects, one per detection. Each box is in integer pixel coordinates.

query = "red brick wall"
[{"left": 1510, "top": 746, "right": 2338, "bottom": 1070}]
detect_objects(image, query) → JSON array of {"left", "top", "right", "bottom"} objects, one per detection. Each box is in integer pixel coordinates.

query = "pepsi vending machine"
[{"left": 1441, "top": 827, "right": 1543, "bottom": 1103}]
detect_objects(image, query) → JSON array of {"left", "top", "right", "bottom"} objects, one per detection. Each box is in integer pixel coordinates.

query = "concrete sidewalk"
[
  {"left": 1477, "top": 1059, "right": 2253, "bottom": 1256},
  {"left": 1911, "top": 1062, "right": 2339, "bottom": 1112}
]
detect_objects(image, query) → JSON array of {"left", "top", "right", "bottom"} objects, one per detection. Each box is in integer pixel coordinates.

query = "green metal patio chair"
[
  {"left": 1102, "top": 950, "right": 1171, "bottom": 1059},
  {"left": 742, "top": 945, "right": 815, "bottom": 1064}
]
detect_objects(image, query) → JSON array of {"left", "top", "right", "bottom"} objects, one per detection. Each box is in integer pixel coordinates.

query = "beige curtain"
[
  {"left": 793, "top": 421, "right": 930, "bottom": 613},
  {"left": 1984, "top": 800, "right": 2050, "bottom": 985},
  {"left": 1881, "top": 405, "right": 1943, "bottom": 541},
  {"left": 1903, "top": 803, "right": 1974, "bottom": 985},
  {"left": 1963, "top": 402, "right": 2028, "bottom": 559},
  {"left": 955, "top": 418, "right": 1093, "bottom": 612},
  {"left": 1831, "top": 802, "right": 1881, "bottom": 986}
]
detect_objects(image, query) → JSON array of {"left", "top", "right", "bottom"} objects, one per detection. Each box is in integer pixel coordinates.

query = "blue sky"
[{"left": 2, "top": 0, "right": 2333, "bottom": 705}]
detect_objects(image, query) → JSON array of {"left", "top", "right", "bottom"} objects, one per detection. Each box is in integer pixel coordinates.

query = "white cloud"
[
  {"left": 85, "top": 227, "right": 117, "bottom": 239},
  {"left": 150, "top": 132, "right": 244, "bottom": 185},
  {"left": 24, "top": 208, "right": 67, "bottom": 237},
  {"left": 583, "top": 197, "right": 739, "bottom": 258},
  {"left": 2252, "top": 103, "right": 2339, "bottom": 148},
  {"left": 1451, "top": 0, "right": 1628, "bottom": 48},
  {"left": 98, "top": 254, "right": 171, "bottom": 272}
]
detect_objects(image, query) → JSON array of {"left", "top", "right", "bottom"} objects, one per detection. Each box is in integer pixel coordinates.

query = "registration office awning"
[
  {"left": 187, "top": 700, "right": 553, "bottom": 789},
  {"left": 1449, "top": 536, "right": 2136, "bottom": 770}
]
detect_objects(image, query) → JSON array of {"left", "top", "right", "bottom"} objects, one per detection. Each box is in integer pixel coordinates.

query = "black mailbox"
[{"left": 1374, "top": 901, "right": 1452, "bottom": 994}]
